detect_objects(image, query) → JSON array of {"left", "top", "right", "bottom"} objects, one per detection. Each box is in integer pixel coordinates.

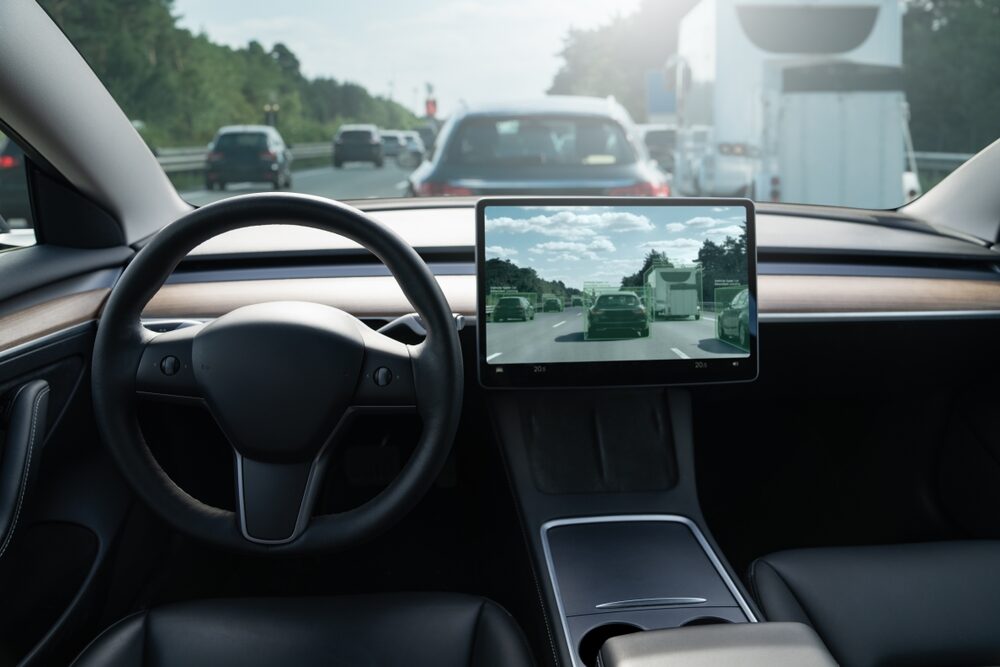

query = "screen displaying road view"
[{"left": 483, "top": 204, "right": 751, "bottom": 365}]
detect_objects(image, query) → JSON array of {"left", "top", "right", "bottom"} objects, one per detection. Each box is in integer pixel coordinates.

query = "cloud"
[
  {"left": 531, "top": 237, "right": 616, "bottom": 254},
  {"left": 702, "top": 225, "right": 745, "bottom": 237},
  {"left": 485, "top": 245, "right": 518, "bottom": 257},
  {"left": 684, "top": 216, "right": 723, "bottom": 228},
  {"left": 546, "top": 253, "right": 580, "bottom": 262},
  {"left": 665, "top": 223, "right": 687, "bottom": 232},
  {"left": 486, "top": 210, "right": 654, "bottom": 239},
  {"left": 638, "top": 238, "right": 703, "bottom": 250}
]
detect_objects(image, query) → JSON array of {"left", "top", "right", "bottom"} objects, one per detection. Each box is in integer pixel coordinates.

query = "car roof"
[
  {"left": 338, "top": 124, "right": 378, "bottom": 132},
  {"left": 455, "top": 95, "right": 634, "bottom": 126},
  {"left": 216, "top": 125, "right": 278, "bottom": 135}
]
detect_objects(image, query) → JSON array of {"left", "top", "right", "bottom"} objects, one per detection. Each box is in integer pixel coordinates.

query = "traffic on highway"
[{"left": 481, "top": 202, "right": 751, "bottom": 366}]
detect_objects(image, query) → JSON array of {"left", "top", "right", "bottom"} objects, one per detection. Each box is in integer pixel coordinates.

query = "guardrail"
[
  {"left": 156, "top": 142, "right": 332, "bottom": 173},
  {"left": 913, "top": 151, "right": 974, "bottom": 174}
]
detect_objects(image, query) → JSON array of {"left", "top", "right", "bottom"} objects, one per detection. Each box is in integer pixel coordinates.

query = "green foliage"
[
  {"left": 697, "top": 229, "right": 748, "bottom": 303},
  {"left": 902, "top": 0, "right": 1000, "bottom": 153},
  {"left": 39, "top": 0, "right": 418, "bottom": 147},
  {"left": 484, "top": 258, "right": 582, "bottom": 301},
  {"left": 548, "top": 0, "right": 697, "bottom": 121},
  {"left": 621, "top": 250, "right": 672, "bottom": 287}
]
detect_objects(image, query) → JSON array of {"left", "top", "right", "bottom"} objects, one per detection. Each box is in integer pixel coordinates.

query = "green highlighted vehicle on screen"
[
  {"left": 493, "top": 296, "right": 536, "bottom": 322},
  {"left": 586, "top": 292, "right": 649, "bottom": 339}
]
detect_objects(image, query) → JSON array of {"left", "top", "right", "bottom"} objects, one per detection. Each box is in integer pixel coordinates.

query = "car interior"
[{"left": 1, "top": 1, "right": 1000, "bottom": 666}]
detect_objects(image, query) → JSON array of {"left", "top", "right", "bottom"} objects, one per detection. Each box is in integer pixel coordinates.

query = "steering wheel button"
[
  {"left": 373, "top": 367, "right": 393, "bottom": 386},
  {"left": 160, "top": 355, "right": 181, "bottom": 376}
]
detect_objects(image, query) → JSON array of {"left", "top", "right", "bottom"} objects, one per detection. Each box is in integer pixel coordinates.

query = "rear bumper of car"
[{"left": 334, "top": 146, "right": 382, "bottom": 161}]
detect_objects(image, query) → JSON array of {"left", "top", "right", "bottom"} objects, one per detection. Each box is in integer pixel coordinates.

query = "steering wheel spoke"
[
  {"left": 352, "top": 325, "right": 418, "bottom": 410},
  {"left": 236, "top": 454, "right": 325, "bottom": 544},
  {"left": 135, "top": 323, "right": 204, "bottom": 402}
]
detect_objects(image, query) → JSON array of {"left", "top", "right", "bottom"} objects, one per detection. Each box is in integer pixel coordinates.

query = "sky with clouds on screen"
[{"left": 484, "top": 206, "right": 746, "bottom": 289}]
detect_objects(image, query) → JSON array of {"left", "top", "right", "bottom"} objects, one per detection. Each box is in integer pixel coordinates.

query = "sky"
[
  {"left": 172, "top": 0, "right": 641, "bottom": 117},
  {"left": 484, "top": 205, "right": 747, "bottom": 289}
]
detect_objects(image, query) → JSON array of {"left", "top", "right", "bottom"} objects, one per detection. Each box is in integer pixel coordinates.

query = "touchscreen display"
[{"left": 477, "top": 198, "right": 757, "bottom": 387}]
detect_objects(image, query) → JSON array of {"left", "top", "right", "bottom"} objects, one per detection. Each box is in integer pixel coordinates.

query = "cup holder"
[
  {"left": 681, "top": 616, "right": 733, "bottom": 627},
  {"left": 578, "top": 623, "right": 643, "bottom": 667}
]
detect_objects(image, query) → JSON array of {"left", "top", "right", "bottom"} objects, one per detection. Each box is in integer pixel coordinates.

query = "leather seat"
[
  {"left": 749, "top": 541, "right": 1000, "bottom": 667},
  {"left": 72, "top": 593, "right": 534, "bottom": 666}
]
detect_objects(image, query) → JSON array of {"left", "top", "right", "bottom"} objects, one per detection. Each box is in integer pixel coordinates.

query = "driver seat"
[{"left": 72, "top": 593, "right": 535, "bottom": 666}]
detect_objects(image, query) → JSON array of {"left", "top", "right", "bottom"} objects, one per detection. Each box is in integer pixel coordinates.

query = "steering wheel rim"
[{"left": 92, "top": 193, "right": 463, "bottom": 554}]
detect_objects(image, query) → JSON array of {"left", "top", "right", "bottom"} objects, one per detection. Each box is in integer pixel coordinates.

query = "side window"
[{"left": 0, "top": 134, "right": 35, "bottom": 249}]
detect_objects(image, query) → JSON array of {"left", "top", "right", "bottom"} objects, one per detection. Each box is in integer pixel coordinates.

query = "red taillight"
[
  {"left": 719, "top": 143, "right": 749, "bottom": 156},
  {"left": 0, "top": 155, "right": 19, "bottom": 169},
  {"left": 207, "top": 151, "right": 223, "bottom": 162},
  {"left": 416, "top": 181, "right": 474, "bottom": 196},
  {"left": 608, "top": 182, "right": 670, "bottom": 197},
  {"left": 371, "top": 138, "right": 380, "bottom": 145},
  {"left": 769, "top": 175, "right": 781, "bottom": 202},
  {"left": 591, "top": 309, "right": 603, "bottom": 316},
  {"left": 259, "top": 151, "right": 277, "bottom": 161}
]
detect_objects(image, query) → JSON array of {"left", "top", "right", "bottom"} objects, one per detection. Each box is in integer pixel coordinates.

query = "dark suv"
[
  {"left": 587, "top": 292, "right": 649, "bottom": 339},
  {"left": 333, "top": 124, "right": 383, "bottom": 168},
  {"left": 205, "top": 125, "right": 292, "bottom": 190}
]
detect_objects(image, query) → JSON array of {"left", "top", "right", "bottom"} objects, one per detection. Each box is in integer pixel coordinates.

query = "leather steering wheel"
[{"left": 92, "top": 194, "right": 463, "bottom": 553}]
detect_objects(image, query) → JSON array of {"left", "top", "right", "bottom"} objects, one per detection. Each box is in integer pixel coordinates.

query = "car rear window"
[
  {"left": 383, "top": 135, "right": 400, "bottom": 145},
  {"left": 596, "top": 294, "right": 639, "bottom": 307},
  {"left": 339, "top": 130, "right": 373, "bottom": 143},
  {"left": 497, "top": 297, "right": 522, "bottom": 306},
  {"left": 215, "top": 132, "right": 268, "bottom": 150},
  {"left": 447, "top": 115, "right": 635, "bottom": 167}
]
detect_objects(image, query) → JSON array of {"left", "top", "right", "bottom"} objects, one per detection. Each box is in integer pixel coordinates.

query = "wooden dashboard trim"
[
  {"left": 0, "top": 288, "right": 109, "bottom": 352},
  {"left": 140, "top": 274, "right": 1000, "bottom": 320}
]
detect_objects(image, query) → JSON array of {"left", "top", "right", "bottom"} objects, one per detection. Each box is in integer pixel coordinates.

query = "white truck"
[
  {"left": 644, "top": 265, "right": 703, "bottom": 320},
  {"left": 672, "top": 0, "right": 908, "bottom": 208}
]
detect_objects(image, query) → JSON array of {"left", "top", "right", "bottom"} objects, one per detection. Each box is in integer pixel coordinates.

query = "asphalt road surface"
[
  {"left": 484, "top": 307, "right": 746, "bottom": 365},
  {"left": 182, "top": 162, "right": 413, "bottom": 206}
]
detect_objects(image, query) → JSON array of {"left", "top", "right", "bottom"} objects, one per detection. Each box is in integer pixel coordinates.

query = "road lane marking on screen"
[
  {"left": 486, "top": 352, "right": 503, "bottom": 361},
  {"left": 394, "top": 180, "right": 409, "bottom": 189},
  {"left": 576, "top": 313, "right": 582, "bottom": 317},
  {"left": 702, "top": 316, "right": 716, "bottom": 322},
  {"left": 670, "top": 347, "right": 690, "bottom": 359},
  {"left": 552, "top": 320, "right": 566, "bottom": 328}
]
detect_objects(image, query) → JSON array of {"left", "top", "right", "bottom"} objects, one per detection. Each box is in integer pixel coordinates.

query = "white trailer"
[
  {"left": 645, "top": 265, "right": 703, "bottom": 320},
  {"left": 672, "top": 0, "right": 907, "bottom": 208}
]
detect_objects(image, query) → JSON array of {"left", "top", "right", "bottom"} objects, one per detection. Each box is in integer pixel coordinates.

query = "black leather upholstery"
[
  {"left": 72, "top": 594, "right": 534, "bottom": 667},
  {"left": 750, "top": 541, "right": 1000, "bottom": 667}
]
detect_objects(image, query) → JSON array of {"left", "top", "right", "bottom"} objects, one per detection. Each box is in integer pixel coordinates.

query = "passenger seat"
[{"left": 749, "top": 541, "right": 1000, "bottom": 667}]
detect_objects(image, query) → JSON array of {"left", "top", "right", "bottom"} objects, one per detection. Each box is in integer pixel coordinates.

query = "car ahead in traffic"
[
  {"left": 571, "top": 296, "right": 584, "bottom": 307},
  {"left": 408, "top": 96, "right": 669, "bottom": 196},
  {"left": 380, "top": 130, "right": 404, "bottom": 157},
  {"left": 639, "top": 123, "right": 677, "bottom": 173},
  {"left": 493, "top": 296, "right": 535, "bottom": 322},
  {"left": 717, "top": 288, "right": 750, "bottom": 349},
  {"left": 0, "top": 136, "right": 31, "bottom": 226},
  {"left": 543, "top": 297, "right": 564, "bottom": 312},
  {"left": 333, "top": 124, "right": 384, "bottom": 168},
  {"left": 205, "top": 125, "right": 292, "bottom": 190},
  {"left": 586, "top": 292, "right": 649, "bottom": 339}
]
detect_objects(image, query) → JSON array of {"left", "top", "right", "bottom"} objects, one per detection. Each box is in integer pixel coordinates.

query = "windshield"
[
  {"left": 595, "top": 294, "right": 640, "bottom": 308},
  {"left": 41, "top": 0, "right": 999, "bottom": 210}
]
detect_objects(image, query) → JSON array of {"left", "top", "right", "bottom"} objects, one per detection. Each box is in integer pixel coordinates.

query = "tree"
[
  {"left": 39, "top": 0, "right": 419, "bottom": 146},
  {"left": 621, "top": 250, "right": 671, "bottom": 287}
]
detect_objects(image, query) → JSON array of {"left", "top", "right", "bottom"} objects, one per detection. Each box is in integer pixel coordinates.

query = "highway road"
[
  {"left": 484, "top": 307, "right": 746, "bottom": 365},
  {"left": 181, "top": 161, "right": 413, "bottom": 206}
]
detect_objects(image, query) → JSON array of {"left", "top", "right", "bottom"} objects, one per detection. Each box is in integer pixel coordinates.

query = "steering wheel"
[{"left": 92, "top": 194, "right": 463, "bottom": 553}]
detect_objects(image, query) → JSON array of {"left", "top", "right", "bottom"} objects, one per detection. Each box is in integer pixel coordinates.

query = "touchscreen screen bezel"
[{"left": 476, "top": 197, "right": 758, "bottom": 388}]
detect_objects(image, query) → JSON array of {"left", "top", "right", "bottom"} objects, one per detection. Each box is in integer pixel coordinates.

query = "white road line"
[
  {"left": 670, "top": 347, "right": 690, "bottom": 359},
  {"left": 552, "top": 320, "right": 567, "bottom": 328},
  {"left": 576, "top": 312, "right": 582, "bottom": 317},
  {"left": 702, "top": 316, "right": 716, "bottom": 322},
  {"left": 486, "top": 352, "right": 503, "bottom": 361},
  {"left": 394, "top": 180, "right": 408, "bottom": 189}
]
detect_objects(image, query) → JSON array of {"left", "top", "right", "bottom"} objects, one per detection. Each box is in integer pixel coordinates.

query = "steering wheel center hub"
[{"left": 192, "top": 301, "right": 364, "bottom": 462}]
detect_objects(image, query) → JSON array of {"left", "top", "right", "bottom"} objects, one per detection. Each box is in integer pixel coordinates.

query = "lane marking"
[
  {"left": 552, "top": 320, "right": 567, "bottom": 328},
  {"left": 670, "top": 347, "right": 690, "bottom": 359},
  {"left": 576, "top": 313, "right": 582, "bottom": 317},
  {"left": 394, "top": 180, "right": 409, "bottom": 189},
  {"left": 701, "top": 316, "right": 716, "bottom": 322},
  {"left": 486, "top": 352, "right": 503, "bottom": 361}
]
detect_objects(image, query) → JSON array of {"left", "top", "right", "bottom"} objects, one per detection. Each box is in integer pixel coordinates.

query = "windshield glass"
[{"left": 41, "top": 0, "right": 999, "bottom": 210}]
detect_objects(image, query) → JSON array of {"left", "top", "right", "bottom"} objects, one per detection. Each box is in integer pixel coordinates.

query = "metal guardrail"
[
  {"left": 156, "top": 142, "right": 331, "bottom": 173},
  {"left": 913, "top": 151, "right": 974, "bottom": 173}
]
